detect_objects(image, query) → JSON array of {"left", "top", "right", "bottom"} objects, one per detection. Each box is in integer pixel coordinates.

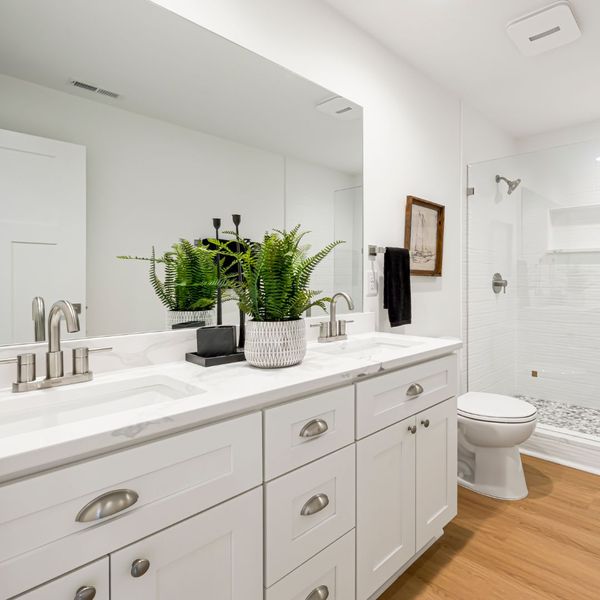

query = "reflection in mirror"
[{"left": 0, "top": 0, "right": 363, "bottom": 346}]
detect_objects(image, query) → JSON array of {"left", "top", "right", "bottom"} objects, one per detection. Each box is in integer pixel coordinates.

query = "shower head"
[{"left": 496, "top": 175, "right": 522, "bottom": 195}]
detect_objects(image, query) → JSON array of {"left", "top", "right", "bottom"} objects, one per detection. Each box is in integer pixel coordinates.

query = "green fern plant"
[
  {"left": 118, "top": 239, "right": 221, "bottom": 311},
  {"left": 214, "top": 225, "right": 344, "bottom": 321}
]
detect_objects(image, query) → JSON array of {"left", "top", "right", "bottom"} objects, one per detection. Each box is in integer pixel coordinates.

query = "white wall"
[
  {"left": 153, "top": 0, "right": 464, "bottom": 339},
  {"left": 517, "top": 118, "right": 600, "bottom": 154}
]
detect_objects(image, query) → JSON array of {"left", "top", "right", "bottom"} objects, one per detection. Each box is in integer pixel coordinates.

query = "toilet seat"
[{"left": 458, "top": 392, "right": 537, "bottom": 424}]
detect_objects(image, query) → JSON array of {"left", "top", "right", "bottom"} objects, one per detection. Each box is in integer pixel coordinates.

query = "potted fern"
[
  {"left": 118, "top": 239, "right": 221, "bottom": 329},
  {"left": 217, "top": 226, "right": 343, "bottom": 368}
]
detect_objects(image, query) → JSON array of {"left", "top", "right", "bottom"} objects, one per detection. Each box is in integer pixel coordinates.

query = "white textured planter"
[
  {"left": 244, "top": 319, "right": 306, "bottom": 368},
  {"left": 166, "top": 309, "right": 216, "bottom": 329}
]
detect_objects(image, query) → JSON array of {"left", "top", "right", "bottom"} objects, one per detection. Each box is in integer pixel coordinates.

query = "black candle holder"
[
  {"left": 232, "top": 214, "right": 245, "bottom": 349},
  {"left": 213, "top": 217, "right": 223, "bottom": 326}
]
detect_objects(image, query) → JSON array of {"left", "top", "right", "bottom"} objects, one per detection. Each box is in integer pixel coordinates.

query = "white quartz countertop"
[{"left": 0, "top": 333, "right": 461, "bottom": 482}]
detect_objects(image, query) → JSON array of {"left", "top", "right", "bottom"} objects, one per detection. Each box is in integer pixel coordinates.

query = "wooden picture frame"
[{"left": 404, "top": 196, "right": 445, "bottom": 277}]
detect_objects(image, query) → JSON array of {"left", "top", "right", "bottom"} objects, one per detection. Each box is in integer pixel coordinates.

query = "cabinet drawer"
[
  {"left": 11, "top": 558, "right": 109, "bottom": 600},
  {"left": 0, "top": 413, "right": 261, "bottom": 597},
  {"left": 265, "top": 445, "right": 355, "bottom": 586},
  {"left": 265, "top": 530, "right": 355, "bottom": 600},
  {"left": 356, "top": 355, "right": 457, "bottom": 438},
  {"left": 264, "top": 386, "right": 354, "bottom": 480}
]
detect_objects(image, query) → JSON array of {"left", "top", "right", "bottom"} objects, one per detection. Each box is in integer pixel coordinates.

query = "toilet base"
[{"left": 458, "top": 446, "right": 529, "bottom": 501}]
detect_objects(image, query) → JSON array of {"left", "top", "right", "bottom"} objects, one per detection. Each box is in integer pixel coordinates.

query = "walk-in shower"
[{"left": 467, "top": 139, "right": 600, "bottom": 473}]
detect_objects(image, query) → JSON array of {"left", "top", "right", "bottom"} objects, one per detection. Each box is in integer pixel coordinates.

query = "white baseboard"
[{"left": 521, "top": 424, "right": 600, "bottom": 476}]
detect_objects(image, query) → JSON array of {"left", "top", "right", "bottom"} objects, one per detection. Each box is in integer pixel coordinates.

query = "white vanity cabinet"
[
  {"left": 3, "top": 349, "right": 459, "bottom": 600},
  {"left": 110, "top": 488, "right": 263, "bottom": 600}
]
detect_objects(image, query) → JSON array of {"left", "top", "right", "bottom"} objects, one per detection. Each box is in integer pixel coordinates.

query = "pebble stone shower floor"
[{"left": 518, "top": 395, "right": 600, "bottom": 437}]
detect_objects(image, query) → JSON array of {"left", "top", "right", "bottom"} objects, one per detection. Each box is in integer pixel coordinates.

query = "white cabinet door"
[
  {"left": 14, "top": 558, "right": 108, "bottom": 600},
  {"left": 110, "top": 488, "right": 262, "bottom": 600},
  {"left": 416, "top": 397, "right": 457, "bottom": 551},
  {"left": 356, "top": 417, "right": 416, "bottom": 600}
]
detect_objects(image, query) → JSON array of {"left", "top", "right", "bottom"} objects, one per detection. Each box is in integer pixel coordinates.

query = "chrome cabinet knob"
[
  {"left": 300, "top": 418, "right": 329, "bottom": 438},
  {"left": 76, "top": 489, "right": 139, "bottom": 523},
  {"left": 300, "top": 493, "right": 330, "bottom": 516},
  {"left": 408, "top": 425, "right": 417, "bottom": 434},
  {"left": 421, "top": 419, "right": 430, "bottom": 428},
  {"left": 131, "top": 558, "right": 151, "bottom": 578},
  {"left": 406, "top": 383, "right": 424, "bottom": 397},
  {"left": 306, "top": 585, "right": 330, "bottom": 600},
  {"left": 74, "top": 586, "right": 96, "bottom": 600}
]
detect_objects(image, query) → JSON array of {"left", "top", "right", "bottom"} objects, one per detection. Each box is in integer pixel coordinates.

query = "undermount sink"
[
  {"left": 0, "top": 375, "right": 204, "bottom": 438},
  {"left": 311, "top": 335, "right": 424, "bottom": 359}
]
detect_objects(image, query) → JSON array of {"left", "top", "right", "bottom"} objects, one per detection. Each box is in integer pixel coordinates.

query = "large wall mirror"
[{"left": 0, "top": 0, "right": 363, "bottom": 346}]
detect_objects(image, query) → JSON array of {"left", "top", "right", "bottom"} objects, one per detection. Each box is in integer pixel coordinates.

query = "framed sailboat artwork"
[{"left": 404, "top": 196, "right": 445, "bottom": 276}]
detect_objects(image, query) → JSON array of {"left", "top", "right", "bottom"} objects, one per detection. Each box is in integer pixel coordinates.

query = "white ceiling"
[
  {"left": 0, "top": 0, "right": 362, "bottom": 174},
  {"left": 323, "top": 0, "right": 600, "bottom": 138}
]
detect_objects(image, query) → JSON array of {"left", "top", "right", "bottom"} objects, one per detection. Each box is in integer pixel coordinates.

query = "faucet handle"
[
  {"left": 0, "top": 353, "right": 36, "bottom": 384},
  {"left": 311, "top": 322, "right": 330, "bottom": 340},
  {"left": 72, "top": 347, "right": 90, "bottom": 375},
  {"left": 337, "top": 320, "right": 354, "bottom": 337},
  {"left": 73, "top": 346, "right": 113, "bottom": 375}
]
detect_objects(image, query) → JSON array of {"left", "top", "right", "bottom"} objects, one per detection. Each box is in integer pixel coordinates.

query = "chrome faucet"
[
  {"left": 4, "top": 299, "right": 111, "bottom": 393},
  {"left": 312, "top": 292, "right": 355, "bottom": 343},
  {"left": 46, "top": 300, "right": 80, "bottom": 379}
]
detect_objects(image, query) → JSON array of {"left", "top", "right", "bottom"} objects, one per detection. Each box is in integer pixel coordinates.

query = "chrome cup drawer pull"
[
  {"left": 76, "top": 489, "right": 139, "bottom": 523},
  {"left": 75, "top": 586, "right": 96, "bottom": 600},
  {"left": 300, "top": 493, "right": 330, "bottom": 516},
  {"left": 131, "top": 558, "right": 151, "bottom": 578},
  {"left": 406, "top": 383, "right": 424, "bottom": 397},
  {"left": 300, "top": 418, "right": 329, "bottom": 438},
  {"left": 306, "top": 585, "right": 330, "bottom": 600}
]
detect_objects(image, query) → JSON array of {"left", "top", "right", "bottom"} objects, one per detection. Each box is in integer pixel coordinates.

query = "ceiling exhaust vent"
[
  {"left": 70, "top": 80, "right": 120, "bottom": 99},
  {"left": 316, "top": 96, "right": 362, "bottom": 121},
  {"left": 506, "top": 1, "right": 581, "bottom": 56}
]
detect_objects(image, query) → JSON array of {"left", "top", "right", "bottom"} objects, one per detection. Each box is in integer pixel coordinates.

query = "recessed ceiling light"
[{"left": 596, "top": 156, "right": 600, "bottom": 162}]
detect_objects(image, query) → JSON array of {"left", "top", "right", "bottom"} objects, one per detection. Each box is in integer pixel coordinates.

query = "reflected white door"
[{"left": 0, "top": 128, "right": 86, "bottom": 344}]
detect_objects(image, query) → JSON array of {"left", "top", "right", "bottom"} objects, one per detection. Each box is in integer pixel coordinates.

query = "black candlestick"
[
  {"left": 213, "top": 218, "right": 222, "bottom": 326},
  {"left": 232, "top": 214, "right": 245, "bottom": 348}
]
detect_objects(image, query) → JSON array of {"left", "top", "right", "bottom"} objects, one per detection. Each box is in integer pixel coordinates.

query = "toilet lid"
[{"left": 458, "top": 392, "right": 537, "bottom": 423}]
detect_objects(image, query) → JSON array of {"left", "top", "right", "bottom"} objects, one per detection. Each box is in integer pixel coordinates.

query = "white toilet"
[{"left": 457, "top": 392, "right": 537, "bottom": 500}]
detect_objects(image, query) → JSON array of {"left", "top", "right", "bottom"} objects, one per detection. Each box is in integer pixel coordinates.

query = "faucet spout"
[
  {"left": 48, "top": 300, "right": 80, "bottom": 353},
  {"left": 32, "top": 296, "right": 46, "bottom": 342},
  {"left": 329, "top": 292, "right": 355, "bottom": 331}
]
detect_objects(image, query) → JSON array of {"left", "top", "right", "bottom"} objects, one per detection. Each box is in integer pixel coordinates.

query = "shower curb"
[{"left": 521, "top": 424, "right": 600, "bottom": 476}]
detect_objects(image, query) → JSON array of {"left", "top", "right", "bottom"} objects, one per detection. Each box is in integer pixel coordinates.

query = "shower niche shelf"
[{"left": 548, "top": 204, "right": 600, "bottom": 253}]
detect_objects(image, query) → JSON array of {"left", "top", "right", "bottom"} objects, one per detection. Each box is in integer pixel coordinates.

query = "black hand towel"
[{"left": 384, "top": 247, "right": 412, "bottom": 327}]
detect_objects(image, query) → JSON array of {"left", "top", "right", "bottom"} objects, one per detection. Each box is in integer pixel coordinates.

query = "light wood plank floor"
[{"left": 381, "top": 456, "right": 600, "bottom": 600}]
